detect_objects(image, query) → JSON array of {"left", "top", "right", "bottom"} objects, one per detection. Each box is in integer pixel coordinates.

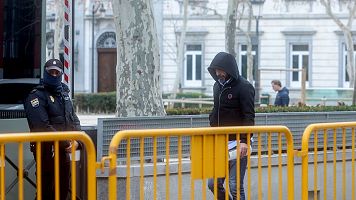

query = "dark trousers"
[
  {"left": 34, "top": 153, "right": 70, "bottom": 200},
  {"left": 208, "top": 157, "right": 247, "bottom": 200}
]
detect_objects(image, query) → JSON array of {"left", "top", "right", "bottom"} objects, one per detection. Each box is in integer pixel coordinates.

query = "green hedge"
[
  {"left": 162, "top": 92, "right": 210, "bottom": 99},
  {"left": 74, "top": 92, "right": 356, "bottom": 114},
  {"left": 74, "top": 92, "right": 211, "bottom": 113},
  {"left": 74, "top": 92, "right": 116, "bottom": 113},
  {"left": 166, "top": 107, "right": 212, "bottom": 115},
  {"left": 166, "top": 105, "right": 356, "bottom": 115}
]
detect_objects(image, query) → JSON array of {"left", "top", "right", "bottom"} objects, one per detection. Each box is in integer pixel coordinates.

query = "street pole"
[
  {"left": 91, "top": 4, "right": 95, "bottom": 93},
  {"left": 72, "top": 0, "right": 75, "bottom": 99},
  {"left": 254, "top": 16, "right": 261, "bottom": 106}
]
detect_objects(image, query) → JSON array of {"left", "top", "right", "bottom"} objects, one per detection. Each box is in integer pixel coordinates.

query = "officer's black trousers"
[{"left": 34, "top": 153, "right": 70, "bottom": 200}]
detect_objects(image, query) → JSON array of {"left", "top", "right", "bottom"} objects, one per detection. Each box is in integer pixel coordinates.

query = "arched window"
[{"left": 97, "top": 32, "right": 116, "bottom": 49}]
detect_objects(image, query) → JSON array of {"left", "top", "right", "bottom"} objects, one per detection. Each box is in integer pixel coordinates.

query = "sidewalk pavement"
[{"left": 77, "top": 114, "right": 115, "bottom": 126}]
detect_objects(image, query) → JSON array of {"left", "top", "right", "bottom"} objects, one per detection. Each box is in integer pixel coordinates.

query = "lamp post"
[
  {"left": 251, "top": 0, "right": 265, "bottom": 106},
  {"left": 91, "top": 1, "right": 105, "bottom": 93}
]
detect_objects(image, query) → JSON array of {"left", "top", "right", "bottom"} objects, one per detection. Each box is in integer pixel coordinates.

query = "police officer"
[{"left": 24, "top": 58, "right": 80, "bottom": 200}]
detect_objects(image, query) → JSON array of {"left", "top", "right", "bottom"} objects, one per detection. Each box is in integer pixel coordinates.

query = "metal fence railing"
[
  {"left": 0, "top": 132, "right": 96, "bottom": 200},
  {"left": 106, "top": 126, "right": 295, "bottom": 200},
  {"left": 300, "top": 122, "right": 356, "bottom": 200},
  {"left": 3, "top": 121, "right": 356, "bottom": 199}
]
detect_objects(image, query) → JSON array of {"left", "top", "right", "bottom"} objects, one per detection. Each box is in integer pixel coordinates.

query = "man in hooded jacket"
[
  {"left": 24, "top": 58, "right": 81, "bottom": 200},
  {"left": 207, "top": 52, "right": 255, "bottom": 200}
]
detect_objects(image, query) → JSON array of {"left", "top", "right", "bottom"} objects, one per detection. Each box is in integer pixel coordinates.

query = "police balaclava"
[{"left": 43, "top": 58, "right": 63, "bottom": 93}]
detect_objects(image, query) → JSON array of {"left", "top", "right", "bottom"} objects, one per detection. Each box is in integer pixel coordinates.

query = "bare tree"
[
  {"left": 320, "top": 0, "right": 356, "bottom": 105},
  {"left": 225, "top": 0, "right": 254, "bottom": 82},
  {"left": 172, "top": 0, "right": 189, "bottom": 98},
  {"left": 165, "top": 0, "right": 221, "bottom": 98},
  {"left": 225, "top": 0, "right": 238, "bottom": 57},
  {"left": 112, "top": 0, "right": 166, "bottom": 117}
]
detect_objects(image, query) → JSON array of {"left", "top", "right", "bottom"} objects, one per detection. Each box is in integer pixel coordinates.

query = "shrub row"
[
  {"left": 74, "top": 92, "right": 356, "bottom": 115},
  {"left": 74, "top": 92, "right": 211, "bottom": 113},
  {"left": 166, "top": 105, "right": 356, "bottom": 115},
  {"left": 74, "top": 92, "right": 116, "bottom": 113}
]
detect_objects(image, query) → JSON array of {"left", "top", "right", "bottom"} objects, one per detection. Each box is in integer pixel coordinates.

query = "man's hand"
[
  {"left": 65, "top": 140, "right": 79, "bottom": 153},
  {"left": 239, "top": 142, "right": 248, "bottom": 157}
]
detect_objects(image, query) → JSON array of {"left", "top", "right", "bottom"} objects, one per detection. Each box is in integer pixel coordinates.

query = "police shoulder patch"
[{"left": 30, "top": 98, "right": 40, "bottom": 108}]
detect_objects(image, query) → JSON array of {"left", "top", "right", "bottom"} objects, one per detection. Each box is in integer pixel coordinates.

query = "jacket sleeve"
[
  {"left": 209, "top": 104, "right": 218, "bottom": 127},
  {"left": 72, "top": 109, "right": 81, "bottom": 131},
  {"left": 62, "top": 85, "right": 81, "bottom": 131},
  {"left": 72, "top": 109, "right": 83, "bottom": 149},
  {"left": 209, "top": 83, "right": 219, "bottom": 127},
  {"left": 239, "top": 84, "right": 255, "bottom": 143},
  {"left": 24, "top": 92, "right": 56, "bottom": 132}
]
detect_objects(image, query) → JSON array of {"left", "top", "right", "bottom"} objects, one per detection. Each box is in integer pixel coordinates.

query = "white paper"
[{"left": 69, "top": 150, "right": 80, "bottom": 161}]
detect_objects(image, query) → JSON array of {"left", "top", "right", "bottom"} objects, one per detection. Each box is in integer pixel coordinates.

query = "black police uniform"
[{"left": 24, "top": 82, "right": 80, "bottom": 200}]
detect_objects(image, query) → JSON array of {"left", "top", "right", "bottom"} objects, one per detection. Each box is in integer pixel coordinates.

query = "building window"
[
  {"left": 239, "top": 44, "right": 257, "bottom": 80},
  {"left": 342, "top": 44, "right": 355, "bottom": 87},
  {"left": 282, "top": 28, "right": 315, "bottom": 87},
  {"left": 290, "top": 44, "right": 309, "bottom": 87},
  {"left": 184, "top": 44, "right": 202, "bottom": 87}
]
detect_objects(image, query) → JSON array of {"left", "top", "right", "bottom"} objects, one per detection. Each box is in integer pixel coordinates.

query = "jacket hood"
[
  {"left": 280, "top": 87, "right": 289, "bottom": 94},
  {"left": 208, "top": 52, "right": 240, "bottom": 82}
]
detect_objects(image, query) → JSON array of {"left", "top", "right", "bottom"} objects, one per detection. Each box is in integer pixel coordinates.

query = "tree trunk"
[
  {"left": 321, "top": 0, "right": 356, "bottom": 105},
  {"left": 235, "top": 1, "right": 253, "bottom": 82},
  {"left": 246, "top": 2, "right": 253, "bottom": 82},
  {"left": 246, "top": 36, "right": 253, "bottom": 82},
  {"left": 344, "top": 30, "right": 355, "bottom": 87},
  {"left": 225, "top": 0, "right": 238, "bottom": 57},
  {"left": 112, "top": 0, "right": 166, "bottom": 117}
]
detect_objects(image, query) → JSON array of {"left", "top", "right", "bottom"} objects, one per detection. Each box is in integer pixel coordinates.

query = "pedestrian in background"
[
  {"left": 271, "top": 79, "right": 290, "bottom": 106},
  {"left": 207, "top": 52, "right": 255, "bottom": 200},
  {"left": 24, "top": 58, "right": 81, "bottom": 200}
]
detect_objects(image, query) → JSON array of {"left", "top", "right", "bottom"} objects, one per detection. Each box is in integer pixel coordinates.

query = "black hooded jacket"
[{"left": 208, "top": 52, "right": 255, "bottom": 143}]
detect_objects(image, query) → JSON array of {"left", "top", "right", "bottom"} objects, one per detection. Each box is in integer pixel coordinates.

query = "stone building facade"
[{"left": 46, "top": 0, "right": 356, "bottom": 105}]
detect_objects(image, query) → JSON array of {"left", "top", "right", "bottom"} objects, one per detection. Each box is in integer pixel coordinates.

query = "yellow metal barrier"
[
  {"left": 0, "top": 131, "right": 96, "bottom": 200},
  {"left": 301, "top": 122, "right": 356, "bottom": 200},
  {"left": 107, "top": 126, "right": 295, "bottom": 200}
]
